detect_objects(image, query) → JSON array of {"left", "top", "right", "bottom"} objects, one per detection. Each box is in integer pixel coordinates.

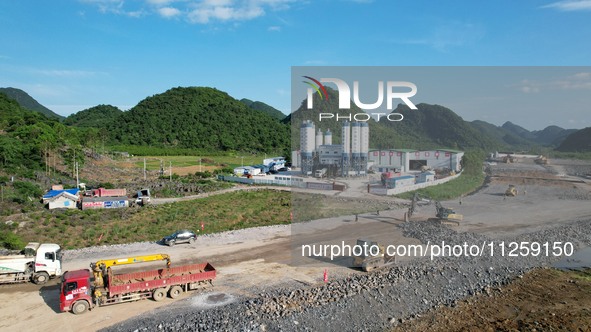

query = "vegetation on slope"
[{"left": 106, "top": 87, "right": 290, "bottom": 154}]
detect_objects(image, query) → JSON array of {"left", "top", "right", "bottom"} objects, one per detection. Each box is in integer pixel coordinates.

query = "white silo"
[
  {"left": 324, "top": 129, "right": 332, "bottom": 145},
  {"left": 315, "top": 128, "right": 323, "bottom": 150},
  {"left": 300, "top": 120, "right": 315, "bottom": 158},
  {"left": 351, "top": 122, "right": 361, "bottom": 159},
  {"left": 360, "top": 122, "right": 369, "bottom": 157},
  {"left": 341, "top": 121, "right": 350, "bottom": 157}
]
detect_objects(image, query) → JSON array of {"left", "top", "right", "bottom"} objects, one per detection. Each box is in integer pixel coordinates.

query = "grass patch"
[
  {"left": 572, "top": 269, "right": 591, "bottom": 282},
  {"left": 395, "top": 172, "right": 485, "bottom": 201},
  {"left": 13, "top": 189, "right": 291, "bottom": 249},
  {"left": 132, "top": 155, "right": 266, "bottom": 171}
]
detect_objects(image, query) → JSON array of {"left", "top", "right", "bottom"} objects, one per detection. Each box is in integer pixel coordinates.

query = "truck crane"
[
  {"left": 61, "top": 253, "right": 216, "bottom": 314},
  {"left": 91, "top": 254, "right": 171, "bottom": 289}
]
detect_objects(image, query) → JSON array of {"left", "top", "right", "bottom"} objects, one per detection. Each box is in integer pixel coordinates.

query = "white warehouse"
[{"left": 368, "top": 149, "right": 464, "bottom": 173}]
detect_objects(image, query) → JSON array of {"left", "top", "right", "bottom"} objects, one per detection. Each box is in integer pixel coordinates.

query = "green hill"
[
  {"left": 557, "top": 127, "right": 591, "bottom": 152},
  {"left": 240, "top": 98, "right": 286, "bottom": 121},
  {"left": 64, "top": 104, "right": 123, "bottom": 128},
  {"left": 106, "top": 87, "right": 290, "bottom": 153},
  {"left": 0, "top": 87, "right": 63, "bottom": 120}
]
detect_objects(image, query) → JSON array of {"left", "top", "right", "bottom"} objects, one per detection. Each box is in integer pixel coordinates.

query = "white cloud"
[
  {"left": 188, "top": 1, "right": 273, "bottom": 24},
  {"left": 79, "top": 0, "right": 147, "bottom": 17},
  {"left": 542, "top": 0, "right": 591, "bottom": 11},
  {"left": 33, "top": 69, "right": 105, "bottom": 78},
  {"left": 147, "top": 0, "right": 174, "bottom": 5},
  {"left": 515, "top": 72, "right": 591, "bottom": 93},
  {"left": 158, "top": 6, "right": 181, "bottom": 18},
  {"left": 394, "top": 21, "right": 485, "bottom": 52},
  {"left": 268, "top": 25, "right": 281, "bottom": 31},
  {"left": 80, "top": 0, "right": 294, "bottom": 24}
]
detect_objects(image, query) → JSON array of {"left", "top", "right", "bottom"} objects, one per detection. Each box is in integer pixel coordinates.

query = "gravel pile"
[{"left": 103, "top": 218, "right": 591, "bottom": 332}]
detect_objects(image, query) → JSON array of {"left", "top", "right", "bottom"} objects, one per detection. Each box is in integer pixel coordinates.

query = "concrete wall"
[{"left": 48, "top": 196, "right": 77, "bottom": 210}]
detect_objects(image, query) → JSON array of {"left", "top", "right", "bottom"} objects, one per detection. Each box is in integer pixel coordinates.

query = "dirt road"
[{"left": 1, "top": 158, "right": 590, "bottom": 332}]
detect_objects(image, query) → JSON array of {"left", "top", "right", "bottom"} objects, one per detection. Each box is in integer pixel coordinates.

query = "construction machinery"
[
  {"left": 0, "top": 242, "right": 62, "bottom": 284},
  {"left": 61, "top": 253, "right": 216, "bottom": 314},
  {"left": 90, "top": 253, "right": 171, "bottom": 288},
  {"left": 405, "top": 193, "right": 463, "bottom": 224},
  {"left": 352, "top": 239, "right": 396, "bottom": 272},
  {"left": 505, "top": 184, "right": 518, "bottom": 197}
]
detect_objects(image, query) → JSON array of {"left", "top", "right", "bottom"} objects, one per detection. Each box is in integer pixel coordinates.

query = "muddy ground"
[{"left": 393, "top": 268, "right": 591, "bottom": 331}]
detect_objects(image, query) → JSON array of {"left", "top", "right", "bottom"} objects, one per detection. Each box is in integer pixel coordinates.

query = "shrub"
[{"left": 0, "top": 230, "right": 25, "bottom": 250}]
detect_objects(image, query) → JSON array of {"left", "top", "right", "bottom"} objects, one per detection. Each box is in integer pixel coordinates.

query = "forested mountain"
[
  {"left": 64, "top": 104, "right": 123, "bottom": 128},
  {"left": 0, "top": 93, "right": 91, "bottom": 172},
  {"left": 240, "top": 99, "right": 286, "bottom": 121},
  {"left": 106, "top": 87, "right": 290, "bottom": 153},
  {"left": 532, "top": 125, "right": 578, "bottom": 146},
  {"left": 0, "top": 88, "right": 63, "bottom": 120},
  {"left": 284, "top": 88, "right": 504, "bottom": 151},
  {"left": 557, "top": 127, "right": 591, "bottom": 152},
  {"left": 501, "top": 121, "right": 576, "bottom": 147},
  {"left": 469, "top": 120, "right": 538, "bottom": 149}
]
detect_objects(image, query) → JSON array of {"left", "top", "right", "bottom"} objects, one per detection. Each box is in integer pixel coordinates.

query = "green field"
[{"left": 132, "top": 155, "right": 272, "bottom": 171}]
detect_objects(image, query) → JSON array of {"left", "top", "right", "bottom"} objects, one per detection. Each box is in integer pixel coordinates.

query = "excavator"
[
  {"left": 90, "top": 254, "right": 171, "bottom": 290},
  {"left": 404, "top": 193, "right": 463, "bottom": 225}
]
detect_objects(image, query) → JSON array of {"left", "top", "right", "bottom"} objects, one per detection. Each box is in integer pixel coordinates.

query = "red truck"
[
  {"left": 92, "top": 188, "right": 127, "bottom": 197},
  {"left": 60, "top": 256, "right": 216, "bottom": 314}
]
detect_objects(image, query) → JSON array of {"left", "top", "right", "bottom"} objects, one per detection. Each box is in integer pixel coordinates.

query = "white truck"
[
  {"left": 315, "top": 168, "right": 327, "bottom": 178},
  {"left": 0, "top": 242, "right": 62, "bottom": 284}
]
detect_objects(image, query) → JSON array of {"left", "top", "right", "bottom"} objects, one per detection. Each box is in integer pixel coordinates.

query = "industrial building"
[
  {"left": 296, "top": 120, "right": 369, "bottom": 177},
  {"left": 292, "top": 120, "right": 464, "bottom": 178},
  {"left": 368, "top": 149, "right": 463, "bottom": 173}
]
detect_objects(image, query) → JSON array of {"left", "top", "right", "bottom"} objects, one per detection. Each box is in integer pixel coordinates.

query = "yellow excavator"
[
  {"left": 405, "top": 193, "right": 463, "bottom": 224},
  {"left": 91, "top": 254, "right": 171, "bottom": 289}
]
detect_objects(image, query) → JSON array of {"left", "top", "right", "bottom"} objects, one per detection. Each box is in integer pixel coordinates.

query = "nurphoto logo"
[{"left": 303, "top": 76, "right": 418, "bottom": 122}]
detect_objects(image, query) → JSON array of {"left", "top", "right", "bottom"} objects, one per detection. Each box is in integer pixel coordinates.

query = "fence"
[{"left": 218, "top": 175, "right": 344, "bottom": 191}]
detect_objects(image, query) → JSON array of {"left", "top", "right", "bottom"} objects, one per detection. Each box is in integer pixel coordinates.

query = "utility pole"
[
  {"left": 199, "top": 158, "right": 202, "bottom": 172},
  {"left": 75, "top": 162, "right": 79, "bottom": 188},
  {"left": 241, "top": 156, "right": 244, "bottom": 167},
  {"left": 144, "top": 158, "right": 146, "bottom": 180},
  {"left": 169, "top": 161, "right": 172, "bottom": 181}
]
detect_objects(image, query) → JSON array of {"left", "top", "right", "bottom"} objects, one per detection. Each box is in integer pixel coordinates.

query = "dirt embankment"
[{"left": 393, "top": 268, "right": 591, "bottom": 332}]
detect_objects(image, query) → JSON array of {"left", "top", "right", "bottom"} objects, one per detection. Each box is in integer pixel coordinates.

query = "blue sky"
[{"left": 0, "top": 0, "right": 590, "bottom": 130}]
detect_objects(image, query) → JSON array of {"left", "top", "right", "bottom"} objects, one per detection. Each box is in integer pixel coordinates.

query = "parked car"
[{"left": 161, "top": 230, "right": 197, "bottom": 246}]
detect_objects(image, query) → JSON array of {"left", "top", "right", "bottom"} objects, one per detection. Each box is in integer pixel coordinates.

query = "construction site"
[{"left": 0, "top": 156, "right": 590, "bottom": 331}]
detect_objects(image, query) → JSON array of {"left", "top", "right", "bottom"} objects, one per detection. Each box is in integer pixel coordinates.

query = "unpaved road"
[{"left": 0, "top": 158, "right": 590, "bottom": 332}]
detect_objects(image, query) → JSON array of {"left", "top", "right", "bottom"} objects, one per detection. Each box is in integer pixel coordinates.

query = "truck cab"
[
  {"left": 60, "top": 269, "right": 93, "bottom": 314},
  {"left": 33, "top": 243, "right": 62, "bottom": 283}
]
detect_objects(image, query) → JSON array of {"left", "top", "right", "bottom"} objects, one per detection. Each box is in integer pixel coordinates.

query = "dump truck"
[
  {"left": 59, "top": 254, "right": 216, "bottom": 314},
  {"left": 0, "top": 242, "right": 62, "bottom": 284},
  {"left": 92, "top": 188, "right": 127, "bottom": 197},
  {"left": 134, "top": 188, "right": 151, "bottom": 206},
  {"left": 352, "top": 239, "right": 396, "bottom": 272}
]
